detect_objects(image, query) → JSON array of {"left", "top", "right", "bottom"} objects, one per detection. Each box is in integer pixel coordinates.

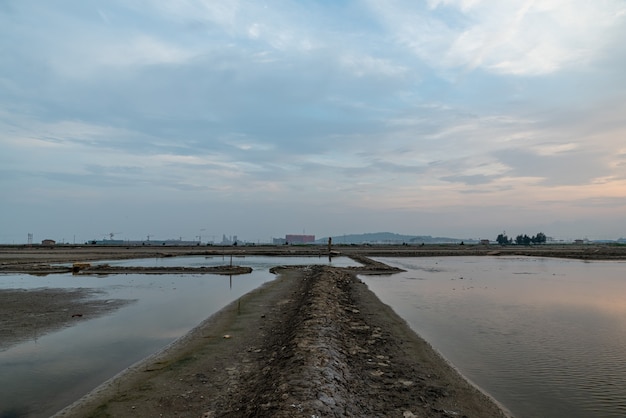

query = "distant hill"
[{"left": 315, "top": 232, "right": 467, "bottom": 245}]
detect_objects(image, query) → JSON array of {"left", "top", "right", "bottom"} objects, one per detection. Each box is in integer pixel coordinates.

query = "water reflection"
[
  {"left": 360, "top": 256, "right": 626, "bottom": 418},
  {"left": 0, "top": 256, "right": 359, "bottom": 418}
]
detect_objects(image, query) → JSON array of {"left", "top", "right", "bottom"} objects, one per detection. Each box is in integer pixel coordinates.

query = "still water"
[
  {"left": 0, "top": 256, "right": 358, "bottom": 418},
  {"left": 361, "top": 256, "right": 626, "bottom": 418}
]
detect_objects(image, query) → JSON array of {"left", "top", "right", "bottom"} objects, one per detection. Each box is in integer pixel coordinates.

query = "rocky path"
[{"left": 57, "top": 265, "right": 509, "bottom": 418}]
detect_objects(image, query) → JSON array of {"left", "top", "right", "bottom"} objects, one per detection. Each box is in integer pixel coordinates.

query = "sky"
[{"left": 2, "top": 0, "right": 626, "bottom": 244}]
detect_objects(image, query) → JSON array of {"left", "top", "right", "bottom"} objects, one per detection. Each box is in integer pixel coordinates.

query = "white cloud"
[
  {"left": 248, "top": 23, "right": 261, "bottom": 39},
  {"left": 370, "top": 0, "right": 626, "bottom": 76},
  {"left": 2, "top": 117, "right": 142, "bottom": 149},
  {"left": 530, "top": 142, "right": 578, "bottom": 156},
  {"left": 49, "top": 34, "right": 195, "bottom": 78},
  {"left": 461, "top": 160, "right": 509, "bottom": 177},
  {"left": 339, "top": 54, "right": 408, "bottom": 78},
  {"left": 140, "top": 0, "right": 321, "bottom": 53},
  {"left": 144, "top": 0, "right": 241, "bottom": 30},
  {"left": 153, "top": 154, "right": 207, "bottom": 166}
]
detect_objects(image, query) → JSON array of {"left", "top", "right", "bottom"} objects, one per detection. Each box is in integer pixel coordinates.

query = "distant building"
[
  {"left": 285, "top": 234, "right": 315, "bottom": 244},
  {"left": 574, "top": 239, "right": 585, "bottom": 245},
  {"left": 480, "top": 239, "right": 490, "bottom": 245},
  {"left": 219, "top": 235, "right": 239, "bottom": 245},
  {"left": 90, "top": 239, "right": 125, "bottom": 245},
  {"left": 273, "top": 237, "right": 287, "bottom": 245},
  {"left": 41, "top": 239, "right": 56, "bottom": 246}
]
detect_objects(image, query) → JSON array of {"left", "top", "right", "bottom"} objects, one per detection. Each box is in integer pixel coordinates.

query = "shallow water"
[
  {"left": 361, "top": 256, "right": 626, "bottom": 418},
  {"left": 0, "top": 256, "right": 358, "bottom": 418}
]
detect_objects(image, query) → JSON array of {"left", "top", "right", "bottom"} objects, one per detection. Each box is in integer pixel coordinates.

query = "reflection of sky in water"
[
  {"left": 361, "top": 257, "right": 626, "bottom": 418},
  {"left": 0, "top": 256, "right": 360, "bottom": 418}
]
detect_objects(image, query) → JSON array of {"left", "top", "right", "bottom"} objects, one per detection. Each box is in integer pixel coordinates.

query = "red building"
[{"left": 286, "top": 234, "right": 315, "bottom": 244}]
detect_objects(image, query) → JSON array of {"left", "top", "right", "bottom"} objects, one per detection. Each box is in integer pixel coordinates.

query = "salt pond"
[
  {"left": 0, "top": 256, "right": 358, "bottom": 418},
  {"left": 361, "top": 256, "right": 626, "bottom": 418}
]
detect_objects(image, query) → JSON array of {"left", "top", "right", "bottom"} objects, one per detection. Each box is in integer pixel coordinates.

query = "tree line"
[{"left": 496, "top": 232, "right": 547, "bottom": 245}]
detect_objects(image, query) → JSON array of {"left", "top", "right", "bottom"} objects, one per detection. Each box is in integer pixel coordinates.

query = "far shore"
[{"left": 1, "top": 242, "right": 625, "bottom": 273}]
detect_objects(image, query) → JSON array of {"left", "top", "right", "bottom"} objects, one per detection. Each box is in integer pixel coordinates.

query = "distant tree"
[
  {"left": 496, "top": 233, "right": 510, "bottom": 245},
  {"left": 533, "top": 232, "right": 547, "bottom": 244},
  {"left": 513, "top": 232, "right": 547, "bottom": 245}
]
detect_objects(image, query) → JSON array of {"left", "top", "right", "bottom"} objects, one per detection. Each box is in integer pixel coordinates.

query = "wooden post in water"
[{"left": 328, "top": 237, "right": 333, "bottom": 262}]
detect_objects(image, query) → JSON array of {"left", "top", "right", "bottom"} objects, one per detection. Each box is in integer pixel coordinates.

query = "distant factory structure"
[
  {"left": 219, "top": 234, "right": 239, "bottom": 245},
  {"left": 88, "top": 238, "right": 202, "bottom": 246},
  {"left": 84, "top": 233, "right": 242, "bottom": 246},
  {"left": 273, "top": 234, "right": 316, "bottom": 245}
]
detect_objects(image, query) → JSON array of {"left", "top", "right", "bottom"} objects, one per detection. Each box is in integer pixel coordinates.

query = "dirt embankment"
[{"left": 56, "top": 266, "right": 509, "bottom": 418}]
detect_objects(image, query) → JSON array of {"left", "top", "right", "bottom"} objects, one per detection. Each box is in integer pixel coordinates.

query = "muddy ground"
[{"left": 0, "top": 288, "right": 132, "bottom": 351}]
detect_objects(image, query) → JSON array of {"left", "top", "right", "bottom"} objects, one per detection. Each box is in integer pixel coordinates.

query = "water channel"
[
  {"left": 0, "top": 255, "right": 358, "bottom": 418},
  {"left": 361, "top": 256, "right": 626, "bottom": 418}
]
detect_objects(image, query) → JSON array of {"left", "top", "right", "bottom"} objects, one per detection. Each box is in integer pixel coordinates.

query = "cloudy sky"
[{"left": 2, "top": 0, "right": 626, "bottom": 244}]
